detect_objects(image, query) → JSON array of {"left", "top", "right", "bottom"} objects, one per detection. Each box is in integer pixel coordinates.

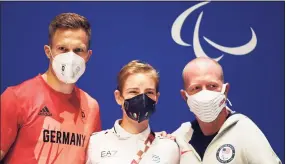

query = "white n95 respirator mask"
[
  {"left": 185, "top": 84, "right": 227, "bottom": 123},
  {"left": 51, "top": 51, "right": 86, "bottom": 84}
]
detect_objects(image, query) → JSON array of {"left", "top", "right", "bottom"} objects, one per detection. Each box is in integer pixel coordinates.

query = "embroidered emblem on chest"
[{"left": 216, "top": 144, "right": 235, "bottom": 163}]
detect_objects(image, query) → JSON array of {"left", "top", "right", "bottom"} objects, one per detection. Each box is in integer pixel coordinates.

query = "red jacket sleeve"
[
  {"left": 1, "top": 88, "right": 23, "bottom": 155},
  {"left": 94, "top": 108, "right": 102, "bottom": 133}
]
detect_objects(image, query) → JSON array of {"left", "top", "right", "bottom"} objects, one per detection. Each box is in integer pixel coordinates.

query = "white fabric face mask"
[
  {"left": 185, "top": 84, "right": 227, "bottom": 123},
  {"left": 51, "top": 51, "right": 86, "bottom": 84}
]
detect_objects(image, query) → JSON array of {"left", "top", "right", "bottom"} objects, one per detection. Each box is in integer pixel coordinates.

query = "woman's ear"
[
  {"left": 114, "top": 90, "right": 124, "bottom": 106},
  {"left": 155, "top": 92, "right": 160, "bottom": 104}
]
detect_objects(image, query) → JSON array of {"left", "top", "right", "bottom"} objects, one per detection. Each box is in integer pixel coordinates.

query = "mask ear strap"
[
  {"left": 118, "top": 91, "right": 126, "bottom": 109},
  {"left": 221, "top": 83, "right": 232, "bottom": 107},
  {"left": 226, "top": 99, "right": 236, "bottom": 114},
  {"left": 184, "top": 91, "right": 190, "bottom": 98},
  {"left": 227, "top": 98, "right": 232, "bottom": 106}
]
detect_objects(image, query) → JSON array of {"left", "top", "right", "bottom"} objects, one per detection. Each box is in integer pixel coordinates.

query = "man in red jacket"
[{"left": 1, "top": 12, "right": 102, "bottom": 164}]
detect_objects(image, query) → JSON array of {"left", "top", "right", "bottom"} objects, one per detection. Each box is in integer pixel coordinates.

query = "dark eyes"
[
  {"left": 146, "top": 91, "right": 155, "bottom": 95},
  {"left": 190, "top": 86, "right": 201, "bottom": 92},
  {"left": 208, "top": 84, "right": 218, "bottom": 90},
  {"left": 74, "top": 48, "right": 84, "bottom": 53},
  {"left": 58, "top": 47, "right": 67, "bottom": 52},
  {"left": 189, "top": 84, "right": 218, "bottom": 93},
  {"left": 128, "top": 91, "right": 155, "bottom": 95},
  {"left": 58, "top": 47, "right": 84, "bottom": 53}
]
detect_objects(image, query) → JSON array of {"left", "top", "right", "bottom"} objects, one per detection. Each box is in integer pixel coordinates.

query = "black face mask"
[{"left": 123, "top": 93, "right": 156, "bottom": 123}]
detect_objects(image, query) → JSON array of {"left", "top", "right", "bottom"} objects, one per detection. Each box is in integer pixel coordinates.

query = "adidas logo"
[{"left": 38, "top": 106, "right": 52, "bottom": 116}]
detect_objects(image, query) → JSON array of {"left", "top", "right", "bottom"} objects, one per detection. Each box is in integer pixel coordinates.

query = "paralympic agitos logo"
[{"left": 171, "top": 1, "right": 257, "bottom": 61}]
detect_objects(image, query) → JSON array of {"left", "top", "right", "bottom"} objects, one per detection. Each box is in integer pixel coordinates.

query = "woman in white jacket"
[{"left": 86, "top": 60, "right": 180, "bottom": 164}]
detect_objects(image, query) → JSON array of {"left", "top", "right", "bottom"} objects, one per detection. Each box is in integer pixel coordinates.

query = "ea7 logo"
[
  {"left": 101, "top": 150, "right": 118, "bottom": 158},
  {"left": 171, "top": 1, "right": 257, "bottom": 61}
]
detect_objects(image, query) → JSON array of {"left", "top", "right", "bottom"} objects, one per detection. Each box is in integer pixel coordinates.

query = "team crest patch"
[{"left": 216, "top": 144, "right": 235, "bottom": 163}]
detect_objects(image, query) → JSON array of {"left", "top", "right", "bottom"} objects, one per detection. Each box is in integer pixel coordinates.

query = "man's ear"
[
  {"left": 44, "top": 45, "right": 51, "bottom": 59},
  {"left": 86, "top": 50, "right": 92, "bottom": 62},
  {"left": 180, "top": 89, "right": 187, "bottom": 101},
  {"left": 224, "top": 83, "right": 230, "bottom": 97}
]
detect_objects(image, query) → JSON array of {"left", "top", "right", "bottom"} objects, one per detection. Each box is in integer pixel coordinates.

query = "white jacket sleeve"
[
  {"left": 172, "top": 122, "right": 201, "bottom": 164},
  {"left": 157, "top": 138, "right": 180, "bottom": 164},
  {"left": 176, "top": 136, "right": 202, "bottom": 164},
  {"left": 85, "top": 136, "right": 94, "bottom": 164},
  {"left": 140, "top": 137, "right": 180, "bottom": 164},
  {"left": 172, "top": 122, "right": 193, "bottom": 142},
  {"left": 85, "top": 133, "right": 102, "bottom": 164},
  {"left": 241, "top": 118, "right": 281, "bottom": 164}
]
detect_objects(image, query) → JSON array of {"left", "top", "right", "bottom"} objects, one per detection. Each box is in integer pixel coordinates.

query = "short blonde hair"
[{"left": 117, "top": 60, "right": 159, "bottom": 92}]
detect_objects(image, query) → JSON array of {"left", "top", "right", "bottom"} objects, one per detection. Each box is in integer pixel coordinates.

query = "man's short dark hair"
[{"left": 48, "top": 13, "right": 91, "bottom": 48}]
